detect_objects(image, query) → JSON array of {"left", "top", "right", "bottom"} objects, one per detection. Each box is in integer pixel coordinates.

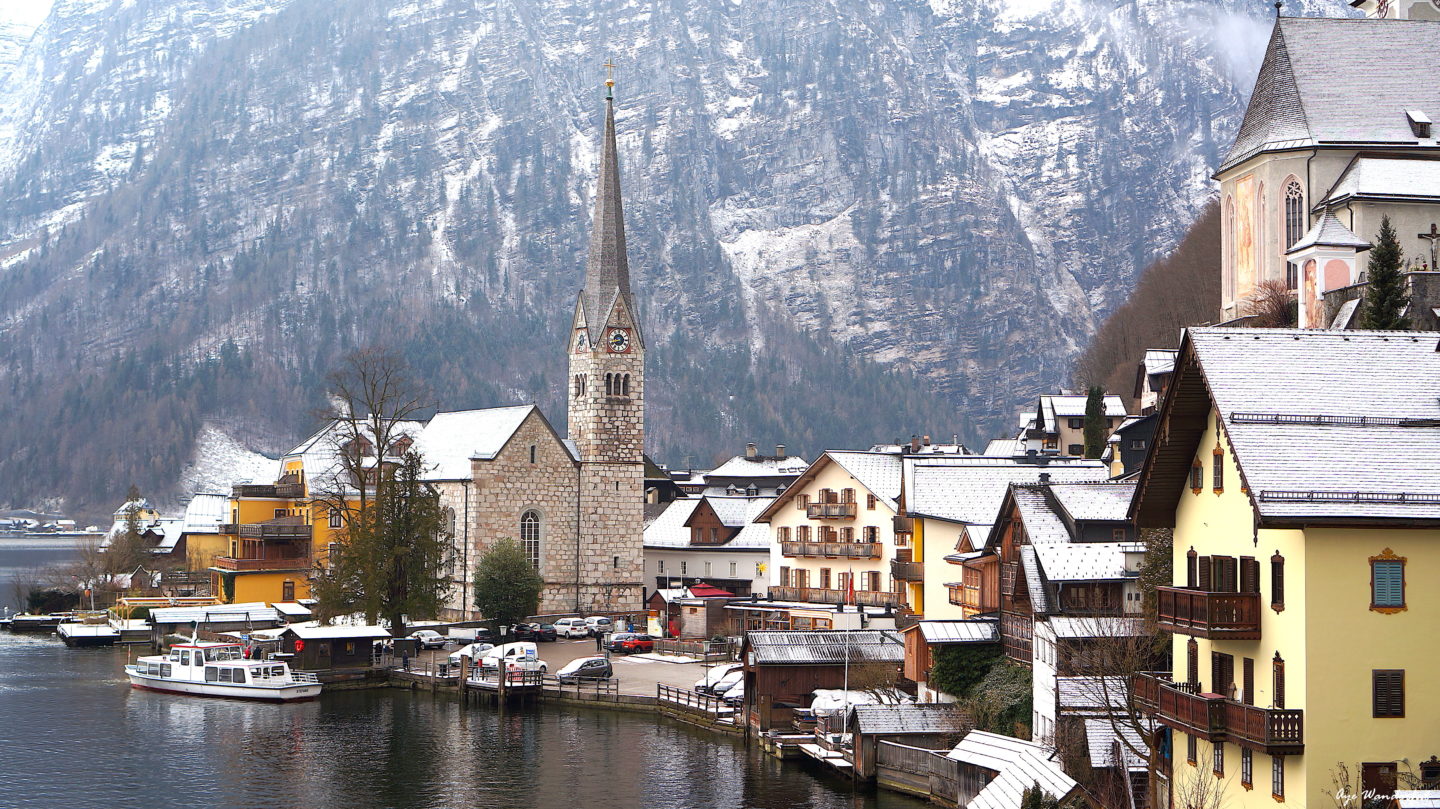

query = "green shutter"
[{"left": 1373, "top": 561, "right": 1404, "bottom": 607}]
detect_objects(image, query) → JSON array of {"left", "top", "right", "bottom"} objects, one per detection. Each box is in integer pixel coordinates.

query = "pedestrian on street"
[
  {"left": 402, "top": 650, "right": 410, "bottom": 672},
  {"left": 594, "top": 631, "right": 603, "bottom": 652}
]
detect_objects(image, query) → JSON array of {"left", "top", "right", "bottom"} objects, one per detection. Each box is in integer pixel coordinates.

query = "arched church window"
[
  {"left": 1284, "top": 180, "right": 1305, "bottom": 247},
  {"left": 604, "top": 374, "right": 613, "bottom": 396},
  {"left": 622, "top": 374, "right": 630, "bottom": 396},
  {"left": 519, "top": 510, "right": 541, "bottom": 570}
]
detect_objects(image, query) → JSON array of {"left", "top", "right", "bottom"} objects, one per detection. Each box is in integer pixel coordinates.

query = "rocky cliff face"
[{"left": 0, "top": 0, "right": 1346, "bottom": 511}]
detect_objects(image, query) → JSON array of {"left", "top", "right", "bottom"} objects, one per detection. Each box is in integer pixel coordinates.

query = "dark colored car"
[
  {"left": 615, "top": 634, "right": 655, "bottom": 654},
  {"left": 511, "top": 623, "right": 557, "bottom": 642},
  {"left": 604, "top": 632, "right": 639, "bottom": 652},
  {"left": 556, "top": 656, "right": 613, "bottom": 683}
]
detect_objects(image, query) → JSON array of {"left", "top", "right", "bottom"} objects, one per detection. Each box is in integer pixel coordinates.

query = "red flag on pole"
[{"left": 845, "top": 571, "right": 855, "bottom": 605}]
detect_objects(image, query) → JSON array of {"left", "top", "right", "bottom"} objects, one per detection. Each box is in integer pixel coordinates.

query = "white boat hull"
[{"left": 126, "top": 669, "right": 321, "bottom": 702}]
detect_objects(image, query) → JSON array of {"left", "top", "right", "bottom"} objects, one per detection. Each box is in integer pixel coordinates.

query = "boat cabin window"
[
  {"left": 218, "top": 669, "right": 233, "bottom": 683},
  {"left": 160, "top": 664, "right": 172, "bottom": 678},
  {"left": 270, "top": 666, "right": 284, "bottom": 678},
  {"left": 205, "top": 667, "right": 217, "bottom": 682},
  {"left": 179, "top": 651, "right": 191, "bottom": 666},
  {"left": 232, "top": 668, "right": 246, "bottom": 684},
  {"left": 169, "top": 650, "right": 181, "bottom": 663}
]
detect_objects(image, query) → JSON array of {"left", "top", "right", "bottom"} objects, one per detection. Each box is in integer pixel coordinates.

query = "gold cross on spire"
[{"left": 603, "top": 57, "right": 616, "bottom": 96}]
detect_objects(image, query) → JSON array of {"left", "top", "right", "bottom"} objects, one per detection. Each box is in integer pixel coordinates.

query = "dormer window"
[{"left": 1407, "top": 109, "right": 1432, "bottom": 139}]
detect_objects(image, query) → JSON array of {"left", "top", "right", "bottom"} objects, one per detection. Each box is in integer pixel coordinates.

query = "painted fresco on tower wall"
[
  {"left": 1235, "top": 174, "right": 1257, "bottom": 304},
  {"left": 1303, "top": 258, "right": 1321, "bottom": 329}
]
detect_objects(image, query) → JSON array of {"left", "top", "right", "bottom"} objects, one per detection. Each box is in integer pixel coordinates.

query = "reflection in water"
[{"left": 0, "top": 634, "right": 927, "bottom": 809}]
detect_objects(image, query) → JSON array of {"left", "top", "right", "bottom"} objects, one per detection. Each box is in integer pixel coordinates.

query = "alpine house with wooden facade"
[{"left": 1131, "top": 327, "right": 1440, "bottom": 808}]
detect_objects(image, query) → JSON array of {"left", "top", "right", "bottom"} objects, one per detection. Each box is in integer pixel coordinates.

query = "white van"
[
  {"left": 553, "top": 618, "right": 589, "bottom": 639},
  {"left": 478, "top": 641, "right": 547, "bottom": 673}
]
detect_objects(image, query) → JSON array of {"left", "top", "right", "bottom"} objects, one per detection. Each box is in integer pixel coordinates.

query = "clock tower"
[{"left": 565, "top": 76, "right": 645, "bottom": 611}]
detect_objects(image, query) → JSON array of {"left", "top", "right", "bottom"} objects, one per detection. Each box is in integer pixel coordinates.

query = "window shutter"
[
  {"left": 1187, "top": 639, "right": 1199, "bottom": 684},
  {"left": 1217, "top": 556, "right": 1238, "bottom": 592},
  {"left": 1212, "top": 652, "right": 1234, "bottom": 697},
  {"left": 1372, "top": 560, "right": 1405, "bottom": 608},
  {"left": 1243, "top": 657, "right": 1255, "bottom": 705},
  {"left": 1197, "top": 556, "right": 1213, "bottom": 591},
  {"left": 1374, "top": 670, "right": 1405, "bottom": 717},
  {"left": 1241, "top": 557, "right": 1259, "bottom": 593},
  {"left": 1190, "top": 464, "right": 1203, "bottom": 491},
  {"left": 1273, "top": 654, "right": 1285, "bottom": 709},
  {"left": 1186, "top": 549, "right": 1198, "bottom": 588},
  {"left": 1271, "top": 552, "right": 1285, "bottom": 610}
]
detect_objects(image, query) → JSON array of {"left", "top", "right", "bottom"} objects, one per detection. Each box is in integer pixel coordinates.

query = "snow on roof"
[
  {"left": 151, "top": 602, "right": 280, "bottom": 624},
  {"left": 849, "top": 703, "right": 965, "bottom": 735},
  {"left": 282, "top": 624, "right": 391, "bottom": 640},
  {"left": 1142, "top": 349, "right": 1177, "bottom": 377},
  {"left": 1031, "top": 542, "right": 1138, "bottom": 582},
  {"left": 908, "top": 461, "right": 1109, "bottom": 526},
  {"left": 1046, "top": 616, "right": 1146, "bottom": 639},
  {"left": 414, "top": 406, "right": 539, "bottom": 479},
  {"left": 706, "top": 454, "right": 809, "bottom": 479},
  {"left": 827, "top": 452, "right": 903, "bottom": 509},
  {"left": 745, "top": 630, "right": 904, "bottom": 664},
  {"left": 181, "top": 493, "right": 228, "bottom": 532},
  {"left": 1188, "top": 328, "right": 1440, "bottom": 523},
  {"left": 982, "top": 438, "right": 1020, "bottom": 456},
  {"left": 1011, "top": 487, "right": 1072, "bottom": 546},
  {"left": 915, "top": 619, "right": 998, "bottom": 644},
  {"left": 947, "top": 731, "right": 1076, "bottom": 809},
  {"left": 1018, "top": 546, "right": 1052, "bottom": 614},
  {"left": 644, "top": 499, "right": 701, "bottom": 548},
  {"left": 1048, "top": 481, "right": 1136, "bottom": 522},
  {"left": 1057, "top": 676, "right": 1129, "bottom": 710},
  {"left": 1041, "top": 394, "right": 1127, "bottom": 422},
  {"left": 1285, "top": 211, "right": 1372, "bottom": 254},
  {"left": 1084, "top": 718, "right": 1148, "bottom": 771},
  {"left": 287, "top": 419, "right": 426, "bottom": 492},
  {"left": 272, "top": 602, "right": 312, "bottom": 618},
  {"left": 645, "top": 497, "right": 774, "bottom": 550}
]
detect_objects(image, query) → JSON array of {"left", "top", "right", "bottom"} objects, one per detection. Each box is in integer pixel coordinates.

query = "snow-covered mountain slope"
[{"left": 0, "top": 0, "right": 1349, "bottom": 511}]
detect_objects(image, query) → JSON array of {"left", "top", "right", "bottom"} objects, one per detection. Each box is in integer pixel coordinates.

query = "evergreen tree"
[
  {"left": 471, "top": 539, "right": 545, "bottom": 628},
  {"left": 1082, "top": 386, "right": 1106, "bottom": 459},
  {"left": 1020, "top": 782, "right": 1062, "bottom": 809},
  {"left": 1358, "top": 215, "right": 1411, "bottom": 330}
]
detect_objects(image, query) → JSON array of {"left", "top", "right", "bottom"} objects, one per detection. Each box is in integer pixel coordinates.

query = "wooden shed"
[
  {"left": 847, "top": 703, "right": 967, "bottom": 779},
  {"left": 279, "top": 624, "right": 391, "bottom": 671},
  {"left": 740, "top": 630, "right": 905, "bottom": 732}
]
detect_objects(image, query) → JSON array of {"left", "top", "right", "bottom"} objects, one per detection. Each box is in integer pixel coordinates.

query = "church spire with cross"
[{"left": 580, "top": 58, "right": 636, "bottom": 346}]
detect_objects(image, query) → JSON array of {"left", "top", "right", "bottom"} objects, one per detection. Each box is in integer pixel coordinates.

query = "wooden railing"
[
  {"left": 890, "top": 560, "right": 924, "bottom": 581},
  {"left": 769, "top": 585, "right": 902, "bottom": 608},
  {"left": 211, "top": 555, "right": 311, "bottom": 571},
  {"left": 543, "top": 674, "right": 619, "bottom": 698},
  {"left": 238, "top": 523, "right": 312, "bottom": 540},
  {"left": 807, "top": 502, "right": 857, "bottom": 519},
  {"left": 653, "top": 638, "right": 735, "bottom": 663},
  {"left": 657, "top": 684, "right": 734, "bottom": 716},
  {"left": 1156, "top": 587, "right": 1261, "bottom": 639},
  {"left": 231, "top": 483, "right": 303, "bottom": 498},
  {"left": 780, "top": 541, "right": 881, "bottom": 559},
  {"left": 1134, "top": 672, "right": 1303, "bottom": 753}
]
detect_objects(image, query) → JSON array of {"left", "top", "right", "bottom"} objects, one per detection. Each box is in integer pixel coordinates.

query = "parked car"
[
  {"left": 512, "top": 622, "right": 558, "bottom": 642},
  {"left": 553, "top": 618, "right": 590, "bottom": 639},
  {"left": 614, "top": 634, "right": 654, "bottom": 654},
  {"left": 604, "top": 632, "right": 640, "bottom": 652},
  {"left": 583, "top": 616, "right": 614, "bottom": 637},
  {"left": 448, "top": 642, "right": 496, "bottom": 667},
  {"left": 694, "top": 663, "right": 743, "bottom": 694},
  {"left": 447, "top": 626, "right": 496, "bottom": 644},
  {"left": 721, "top": 680, "right": 745, "bottom": 707},
  {"left": 477, "top": 641, "right": 547, "bottom": 673},
  {"left": 709, "top": 668, "right": 744, "bottom": 696},
  {"left": 409, "top": 629, "right": 449, "bottom": 650},
  {"left": 556, "top": 656, "right": 613, "bottom": 683}
]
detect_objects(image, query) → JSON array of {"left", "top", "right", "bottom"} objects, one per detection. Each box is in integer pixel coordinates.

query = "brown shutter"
[
  {"left": 1243, "top": 658, "right": 1255, "bottom": 705},
  {"left": 1186, "top": 548, "right": 1198, "bottom": 588},
  {"left": 1241, "top": 557, "right": 1259, "bottom": 593},
  {"left": 1273, "top": 654, "right": 1285, "bottom": 709},
  {"left": 1271, "top": 552, "right": 1285, "bottom": 610},
  {"left": 1197, "top": 556, "right": 1213, "bottom": 591},
  {"left": 1216, "top": 556, "right": 1238, "bottom": 592},
  {"left": 1373, "top": 670, "right": 1405, "bottom": 718},
  {"left": 1212, "top": 652, "right": 1234, "bottom": 698},
  {"left": 1187, "top": 640, "right": 1199, "bottom": 685}
]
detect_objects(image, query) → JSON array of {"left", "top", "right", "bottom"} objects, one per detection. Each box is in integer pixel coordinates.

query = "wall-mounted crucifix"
[{"left": 1419, "top": 223, "right": 1440, "bottom": 271}]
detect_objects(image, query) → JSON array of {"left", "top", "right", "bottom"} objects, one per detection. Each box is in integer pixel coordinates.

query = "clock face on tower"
[
  {"left": 574, "top": 331, "right": 589, "bottom": 353},
  {"left": 607, "top": 328, "right": 631, "bottom": 353}
]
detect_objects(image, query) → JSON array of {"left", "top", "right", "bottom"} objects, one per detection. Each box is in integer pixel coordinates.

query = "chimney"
[
  {"left": 1039, "top": 472, "right": 1052, "bottom": 484},
  {"left": 922, "top": 435, "right": 931, "bottom": 447},
  {"left": 910, "top": 435, "right": 921, "bottom": 453},
  {"left": 776, "top": 444, "right": 786, "bottom": 458},
  {"left": 745, "top": 442, "right": 757, "bottom": 458}
]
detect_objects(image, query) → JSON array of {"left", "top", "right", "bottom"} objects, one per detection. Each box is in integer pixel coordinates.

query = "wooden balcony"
[
  {"left": 237, "top": 521, "right": 312, "bottom": 540},
  {"left": 807, "top": 502, "right": 857, "bottom": 520},
  {"left": 769, "top": 585, "right": 902, "bottom": 608},
  {"left": 890, "top": 559, "right": 924, "bottom": 582},
  {"left": 1156, "top": 586, "right": 1261, "bottom": 639},
  {"left": 1133, "top": 672, "right": 1225, "bottom": 741},
  {"left": 231, "top": 483, "right": 304, "bottom": 499},
  {"left": 780, "top": 541, "right": 881, "bottom": 559},
  {"left": 947, "top": 583, "right": 965, "bottom": 606},
  {"left": 1134, "top": 672, "right": 1303, "bottom": 754},
  {"left": 212, "top": 555, "right": 311, "bottom": 572}
]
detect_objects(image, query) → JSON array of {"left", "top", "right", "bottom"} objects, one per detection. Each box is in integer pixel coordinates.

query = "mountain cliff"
[{"left": 0, "top": 0, "right": 1347, "bottom": 514}]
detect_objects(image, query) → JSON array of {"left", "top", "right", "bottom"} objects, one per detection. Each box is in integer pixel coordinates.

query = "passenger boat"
[{"left": 125, "top": 641, "right": 322, "bottom": 701}]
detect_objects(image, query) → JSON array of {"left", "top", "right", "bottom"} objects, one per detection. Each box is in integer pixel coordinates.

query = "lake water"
[{"left": 0, "top": 538, "right": 928, "bottom": 809}]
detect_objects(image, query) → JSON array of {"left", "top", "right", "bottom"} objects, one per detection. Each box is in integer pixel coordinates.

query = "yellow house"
[
  {"left": 211, "top": 420, "right": 417, "bottom": 605},
  {"left": 1132, "top": 327, "right": 1440, "bottom": 808}
]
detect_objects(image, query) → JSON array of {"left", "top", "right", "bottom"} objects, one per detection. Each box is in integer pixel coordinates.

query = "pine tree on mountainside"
[
  {"left": 1083, "top": 386, "right": 1106, "bottom": 459},
  {"left": 1358, "top": 215, "right": 1411, "bottom": 331}
]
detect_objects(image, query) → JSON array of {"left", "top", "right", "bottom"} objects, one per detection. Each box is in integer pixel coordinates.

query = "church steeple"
[{"left": 582, "top": 77, "right": 633, "bottom": 343}]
